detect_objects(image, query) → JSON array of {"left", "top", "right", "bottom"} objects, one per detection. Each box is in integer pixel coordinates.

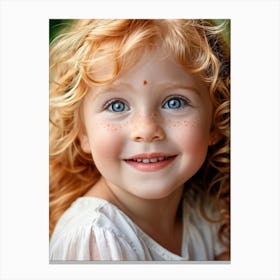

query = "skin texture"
[{"left": 79, "top": 48, "right": 213, "bottom": 255}]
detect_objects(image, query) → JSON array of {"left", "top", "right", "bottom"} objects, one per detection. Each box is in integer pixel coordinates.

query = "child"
[{"left": 49, "top": 19, "right": 230, "bottom": 261}]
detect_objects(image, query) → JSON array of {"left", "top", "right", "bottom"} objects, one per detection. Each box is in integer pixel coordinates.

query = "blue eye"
[
  {"left": 162, "top": 97, "right": 187, "bottom": 110},
  {"left": 107, "top": 100, "right": 129, "bottom": 112}
]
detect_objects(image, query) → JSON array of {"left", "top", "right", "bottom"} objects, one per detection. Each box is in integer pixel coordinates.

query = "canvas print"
[{"left": 49, "top": 19, "right": 230, "bottom": 262}]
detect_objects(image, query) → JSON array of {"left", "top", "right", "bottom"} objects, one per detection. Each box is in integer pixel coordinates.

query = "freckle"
[
  {"left": 104, "top": 124, "right": 111, "bottom": 128},
  {"left": 191, "top": 121, "right": 199, "bottom": 127},
  {"left": 166, "top": 119, "right": 173, "bottom": 126}
]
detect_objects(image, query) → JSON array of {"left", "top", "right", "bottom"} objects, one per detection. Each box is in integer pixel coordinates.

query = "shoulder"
[
  {"left": 49, "top": 197, "right": 147, "bottom": 261},
  {"left": 182, "top": 191, "right": 227, "bottom": 259},
  {"left": 51, "top": 197, "right": 105, "bottom": 238}
]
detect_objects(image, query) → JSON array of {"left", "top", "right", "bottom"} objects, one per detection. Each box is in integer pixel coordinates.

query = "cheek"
[
  {"left": 87, "top": 121, "right": 125, "bottom": 168},
  {"left": 167, "top": 118, "right": 210, "bottom": 153}
]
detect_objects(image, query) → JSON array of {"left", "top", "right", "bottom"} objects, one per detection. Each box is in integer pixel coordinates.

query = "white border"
[{"left": 1, "top": 0, "right": 279, "bottom": 279}]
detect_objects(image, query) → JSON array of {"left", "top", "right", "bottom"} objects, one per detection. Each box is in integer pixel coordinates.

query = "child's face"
[{"left": 80, "top": 48, "right": 213, "bottom": 200}]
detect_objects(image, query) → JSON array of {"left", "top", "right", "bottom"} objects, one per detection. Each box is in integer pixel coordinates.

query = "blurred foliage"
[
  {"left": 49, "top": 19, "right": 230, "bottom": 46},
  {"left": 49, "top": 19, "right": 73, "bottom": 44},
  {"left": 213, "top": 19, "right": 230, "bottom": 47}
]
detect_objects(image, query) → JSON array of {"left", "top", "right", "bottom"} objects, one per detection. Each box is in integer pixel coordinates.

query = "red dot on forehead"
[{"left": 143, "top": 80, "right": 148, "bottom": 85}]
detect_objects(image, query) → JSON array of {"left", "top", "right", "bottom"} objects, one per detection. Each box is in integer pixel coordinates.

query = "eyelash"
[
  {"left": 162, "top": 96, "right": 191, "bottom": 110},
  {"left": 103, "top": 95, "right": 191, "bottom": 113},
  {"left": 104, "top": 99, "right": 130, "bottom": 113}
]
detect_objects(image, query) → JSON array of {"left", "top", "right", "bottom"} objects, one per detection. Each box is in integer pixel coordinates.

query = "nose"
[{"left": 129, "top": 113, "right": 166, "bottom": 142}]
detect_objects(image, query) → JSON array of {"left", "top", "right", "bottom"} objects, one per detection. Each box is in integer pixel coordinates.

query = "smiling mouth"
[
  {"left": 124, "top": 153, "right": 177, "bottom": 172},
  {"left": 126, "top": 156, "right": 174, "bottom": 163}
]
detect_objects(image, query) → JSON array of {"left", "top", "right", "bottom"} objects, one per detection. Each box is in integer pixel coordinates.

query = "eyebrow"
[
  {"left": 155, "top": 82, "right": 202, "bottom": 96},
  {"left": 87, "top": 82, "right": 132, "bottom": 101},
  {"left": 103, "top": 81, "right": 134, "bottom": 91},
  {"left": 89, "top": 81, "right": 202, "bottom": 100}
]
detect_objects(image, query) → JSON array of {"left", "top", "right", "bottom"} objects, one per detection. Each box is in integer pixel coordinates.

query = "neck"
[
  {"left": 85, "top": 177, "right": 185, "bottom": 255},
  {"left": 87, "top": 177, "right": 184, "bottom": 254},
  {"left": 124, "top": 189, "right": 183, "bottom": 236}
]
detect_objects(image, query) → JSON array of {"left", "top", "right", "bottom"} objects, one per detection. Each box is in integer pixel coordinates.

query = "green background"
[{"left": 49, "top": 19, "right": 230, "bottom": 46}]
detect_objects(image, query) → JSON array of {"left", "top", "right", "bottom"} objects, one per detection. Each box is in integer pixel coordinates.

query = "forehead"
[
  {"left": 84, "top": 37, "right": 208, "bottom": 99},
  {"left": 85, "top": 37, "right": 174, "bottom": 85},
  {"left": 109, "top": 48, "right": 206, "bottom": 91},
  {"left": 85, "top": 48, "right": 208, "bottom": 102}
]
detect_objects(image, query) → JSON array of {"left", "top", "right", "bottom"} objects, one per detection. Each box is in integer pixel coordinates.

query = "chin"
[{"left": 132, "top": 185, "right": 181, "bottom": 200}]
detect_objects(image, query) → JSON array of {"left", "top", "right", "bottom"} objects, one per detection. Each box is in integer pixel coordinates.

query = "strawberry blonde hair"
[{"left": 50, "top": 19, "right": 230, "bottom": 258}]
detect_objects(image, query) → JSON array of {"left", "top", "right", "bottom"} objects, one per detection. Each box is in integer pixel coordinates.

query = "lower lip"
[{"left": 124, "top": 156, "right": 176, "bottom": 172}]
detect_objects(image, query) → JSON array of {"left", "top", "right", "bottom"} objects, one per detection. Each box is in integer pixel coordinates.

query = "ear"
[{"left": 78, "top": 132, "right": 91, "bottom": 154}]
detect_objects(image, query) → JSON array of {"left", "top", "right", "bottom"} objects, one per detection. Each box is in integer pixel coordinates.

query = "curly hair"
[{"left": 49, "top": 19, "right": 230, "bottom": 259}]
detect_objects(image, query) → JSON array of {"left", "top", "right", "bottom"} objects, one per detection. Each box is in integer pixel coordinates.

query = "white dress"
[{"left": 49, "top": 195, "right": 226, "bottom": 261}]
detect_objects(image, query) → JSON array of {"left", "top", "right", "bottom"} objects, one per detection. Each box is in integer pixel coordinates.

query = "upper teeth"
[{"left": 134, "top": 157, "right": 166, "bottom": 163}]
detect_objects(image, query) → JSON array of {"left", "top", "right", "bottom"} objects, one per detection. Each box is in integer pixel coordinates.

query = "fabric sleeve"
[
  {"left": 49, "top": 224, "right": 140, "bottom": 261},
  {"left": 50, "top": 225, "right": 100, "bottom": 260}
]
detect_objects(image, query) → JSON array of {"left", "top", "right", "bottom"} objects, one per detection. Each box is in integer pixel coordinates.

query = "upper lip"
[{"left": 124, "top": 153, "right": 176, "bottom": 160}]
